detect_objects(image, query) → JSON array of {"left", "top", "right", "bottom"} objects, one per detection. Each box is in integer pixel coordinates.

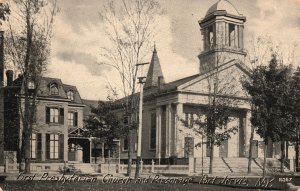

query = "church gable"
[{"left": 178, "top": 62, "right": 250, "bottom": 99}]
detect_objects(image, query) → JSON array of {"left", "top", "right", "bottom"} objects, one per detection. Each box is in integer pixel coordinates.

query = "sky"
[{"left": 8, "top": 0, "right": 300, "bottom": 100}]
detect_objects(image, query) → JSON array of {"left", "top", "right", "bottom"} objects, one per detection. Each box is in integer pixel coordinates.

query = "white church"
[{"left": 115, "top": 0, "right": 293, "bottom": 174}]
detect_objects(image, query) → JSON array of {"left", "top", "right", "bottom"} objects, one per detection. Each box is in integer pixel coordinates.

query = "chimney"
[{"left": 6, "top": 70, "right": 13, "bottom": 86}]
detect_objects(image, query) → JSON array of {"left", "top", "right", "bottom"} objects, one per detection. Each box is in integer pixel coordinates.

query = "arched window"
[
  {"left": 50, "top": 83, "right": 59, "bottom": 95},
  {"left": 67, "top": 90, "right": 74, "bottom": 101}
]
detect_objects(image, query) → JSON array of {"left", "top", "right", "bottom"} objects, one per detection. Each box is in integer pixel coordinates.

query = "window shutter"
[
  {"left": 59, "top": 134, "right": 64, "bottom": 160},
  {"left": 59, "top": 108, "right": 64, "bottom": 124},
  {"left": 46, "top": 134, "right": 50, "bottom": 160},
  {"left": 36, "top": 133, "right": 42, "bottom": 161},
  {"left": 74, "top": 112, "right": 78, "bottom": 126},
  {"left": 46, "top": 107, "right": 50, "bottom": 123}
]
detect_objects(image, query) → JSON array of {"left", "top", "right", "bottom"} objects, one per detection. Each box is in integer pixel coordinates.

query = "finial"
[{"left": 153, "top": 42, "right": 157, "bottom": 53}]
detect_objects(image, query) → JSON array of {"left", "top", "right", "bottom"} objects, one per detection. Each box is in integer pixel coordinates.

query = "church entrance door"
[{"left": 219, "top": 140, "right": 228, "bottom": 157}]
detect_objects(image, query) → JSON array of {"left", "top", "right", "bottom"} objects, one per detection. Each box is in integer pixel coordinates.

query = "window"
[
  {"left": 30, "top": 133, "right": 42, "bottom": 160},
  {"left": 28, "top": 81, "right": 35, "bottom": 90},
  {"left": 30, "top": 133, "right": 36, "bottom": 159},
  {"left": 49, "top": 134, "right": 59, "bottom": 159},
  {"left": 50, "top": 108, "right": 59, "bottom": 123},
  {"left": 67, "top": 90, "right": 74, "bottom": 101},
  {"left": 68, "top": 112, "right": 78, "bottom": 126},
  {"left": 229, "top": 23, "right": 235, "bottom": 47},
  {"left": 184, "top": 137, "right": 194, "bottom": 158},
  {"left": 123, "top": 138, "right": 128, "bottom": 151},
  {"left": 68, "top": 112, "right": 74, "bottom": 126},
  {"left": 184, "top": 113, "right": 194, "bottom": 127},
  {"left": 50, "top": 83, "right": 59, "bottom": 95},
  {"left": 46, "top": 107, "right": 64, "bottom": 124},
  {"left": 150, "top": 113, "right": 156, "bottom": 149},
  {"left": 204, "top": 25, "right": 215, "bottom": 50},
  {"left": 46, "top": 134, "right": 64, "bottom": 160}
]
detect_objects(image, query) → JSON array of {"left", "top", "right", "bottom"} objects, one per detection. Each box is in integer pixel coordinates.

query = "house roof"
[{"left": 10, "top": 76, "right": 84, "bottom": 104}]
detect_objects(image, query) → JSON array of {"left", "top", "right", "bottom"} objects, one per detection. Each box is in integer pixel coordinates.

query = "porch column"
[
  {"left": 166, "top": 104, "right": 172, "bottom": 158},
  {"left": 64, "top": 132, "right": 68, "bottom": 162},
  {"left": 156, "top": 106, "right": 162, "bottom": 163},
  {"left": 175, "top": 103, "right": 184, "bottom": 158},
  {"left": 102, "top": 143, "right": 105, "bottom": 163}
]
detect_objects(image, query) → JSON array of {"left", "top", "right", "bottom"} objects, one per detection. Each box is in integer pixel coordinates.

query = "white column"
[
  {"left": 225, "top": 23, "right": 228, "bottom": 46},
  {"left": 175, "top": 103, "right": 184, "bottom": 158},
  {"left": 156, "top": 107, "right": 162, "bottom": 161},
  {"left": 245, "top": 110, "right": 251, "bottom": 157},
  {"left": 235, "top": 25, "right": 239, "bottom": 48},
  {"left": 213, "top": 24, "right": 216, "bottom": 47},
  {"left": 166, "top": 104, "right": 172, "bottom": 157},
  {"left": 240, "top": 26, "right": 244, "bottom": 49}
]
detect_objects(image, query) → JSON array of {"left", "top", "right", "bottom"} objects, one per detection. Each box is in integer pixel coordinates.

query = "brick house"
[{"left": 3, "top": 72, "right": 91, "bottom": 164}]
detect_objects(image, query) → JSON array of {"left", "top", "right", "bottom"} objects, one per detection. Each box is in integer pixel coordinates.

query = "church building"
[{"left": 117, "top": 0, "right": 286, "bottom": 173}]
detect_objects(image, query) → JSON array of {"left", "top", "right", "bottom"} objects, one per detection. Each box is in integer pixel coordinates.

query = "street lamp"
[{"left": 135, "top": 62, "right": 149, "bottom": 178}]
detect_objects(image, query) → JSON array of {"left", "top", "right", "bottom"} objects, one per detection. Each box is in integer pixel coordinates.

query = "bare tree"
[
  {"left": 4, "top": 0, "right": 58, "bottom": 173},
  {"left": 181, "top": 48, "right": 244, "bottom": 174},
  {"left": 0, "top": 2, "right": 10, "bottom": 168},
  {"left": 204, "top": 53, "right": 243, "bottom": 174},
  {"left": 98, "top": 0, "right": 161, "bottom": 177}
]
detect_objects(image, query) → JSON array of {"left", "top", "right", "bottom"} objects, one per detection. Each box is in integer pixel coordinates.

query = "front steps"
[{"left": 195, "top": 157, "right": 289, "bottom": 175}]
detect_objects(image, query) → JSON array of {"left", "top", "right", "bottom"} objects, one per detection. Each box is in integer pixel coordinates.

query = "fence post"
[
  {"left": 189, "top": 157, "right": 194, "bottom": 173},
  {"left": 4, "top": 154, "right": 7, "bottom": 173},
  {"left": 194, "top": 157, "right": 197, "bottom": 173},
  {"left": 151, "top": 159, "right": 155, "bottom": 173},
  {"left": 292, "top": 157, "right": 295, "bottom": 172}
]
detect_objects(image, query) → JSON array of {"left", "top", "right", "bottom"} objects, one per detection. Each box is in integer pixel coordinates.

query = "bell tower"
[{"left": 198, "top": 0, "right": 246, "bottom": 73}]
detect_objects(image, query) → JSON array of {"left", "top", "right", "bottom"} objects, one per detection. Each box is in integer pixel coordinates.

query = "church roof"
[
  {"left": 206, "top": 0, "right": 241, "bottom": 16},
  {"left": 144, "top": 46, "right": 165, "bottom": 89},
  {"left": 110, "top": 60, "right": 250, "bottom": 109}
]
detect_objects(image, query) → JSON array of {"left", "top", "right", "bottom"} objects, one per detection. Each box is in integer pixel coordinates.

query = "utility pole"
[{"left": 135, "top": 62, "right": 149, "bottom": 179}]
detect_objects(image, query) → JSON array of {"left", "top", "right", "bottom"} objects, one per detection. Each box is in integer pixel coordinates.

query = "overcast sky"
[{"left": 38, "top": 0, "right": 300, "bottom": 100}]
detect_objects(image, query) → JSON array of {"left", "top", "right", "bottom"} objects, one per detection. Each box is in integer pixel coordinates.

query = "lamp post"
[{"left": 135, "top": 62, "right": 149, "bottom": 178}]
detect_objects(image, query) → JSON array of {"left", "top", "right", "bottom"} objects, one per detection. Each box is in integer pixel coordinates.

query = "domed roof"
[{"left": 206, "top": 0, "right": 240, "bottom": 16}]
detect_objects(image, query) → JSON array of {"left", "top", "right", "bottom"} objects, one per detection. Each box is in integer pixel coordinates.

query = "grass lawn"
[{"left": 0, "top": 181, "right": 264, "bottom": 191}]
